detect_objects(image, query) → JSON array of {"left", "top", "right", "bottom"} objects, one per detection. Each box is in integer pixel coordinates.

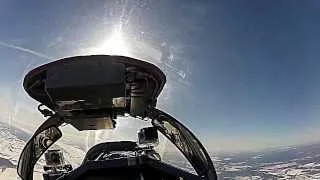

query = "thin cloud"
[{"left": 0, "top": 41, "right": 52, "bottom": 60}]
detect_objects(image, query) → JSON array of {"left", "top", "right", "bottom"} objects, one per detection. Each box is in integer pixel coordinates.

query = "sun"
[{"left": 90, "top": 30, "right": 130, "bottom": 56}]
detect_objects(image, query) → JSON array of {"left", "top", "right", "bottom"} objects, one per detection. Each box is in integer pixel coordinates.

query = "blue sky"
[{"left": 0, "top": 0, "right": 320, "bottom": 152}]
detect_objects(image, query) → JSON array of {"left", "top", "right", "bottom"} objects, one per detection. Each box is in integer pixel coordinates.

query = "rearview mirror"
[{"left": 17, "top": 126, "right": 62, "bottom": 180}]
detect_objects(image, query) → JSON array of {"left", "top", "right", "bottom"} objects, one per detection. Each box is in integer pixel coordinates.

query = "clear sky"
[{"left": 0, "top": 0, "right": 320, "bottom": 152}]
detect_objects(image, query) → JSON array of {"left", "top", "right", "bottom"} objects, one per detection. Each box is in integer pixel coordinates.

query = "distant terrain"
[
  {"left": 164, "top": 143, "right": 320, "bottom": 179},
  {"left": 212, "top": 143, "right": 320, "bottom": 179}
]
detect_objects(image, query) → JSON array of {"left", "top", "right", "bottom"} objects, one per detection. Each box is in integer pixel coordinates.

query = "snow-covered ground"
[
  {"left": 0, "top": 126, "right": 25, "bottom": 166},
  {"left": 212, "top": 143, "right": 320, "bottom": 179},
  {"left": 0, "top": 168, "right": 42, "bottom": 180},
  {"left": 0, "top": 122, "right": 86, "bottom": 179}
]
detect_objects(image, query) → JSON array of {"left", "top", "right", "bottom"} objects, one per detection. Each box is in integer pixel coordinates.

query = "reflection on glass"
[
  {"left": 152, "top": 110, "right": 216, "bottom": 179},
  {"left": 34, "top": 127, "right": 62, "bottom": 157},
  {"left": 17, "top": 126, "right": 62, "bottom": 180}
]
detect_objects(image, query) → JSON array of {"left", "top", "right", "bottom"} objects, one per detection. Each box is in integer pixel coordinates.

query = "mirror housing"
[{"left": 23, "top": 55, "right": 166, "bottom": 130}]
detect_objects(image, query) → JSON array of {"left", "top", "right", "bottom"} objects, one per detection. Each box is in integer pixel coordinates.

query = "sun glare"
[{"left": 91, "top": 30, "right": 130, "bottom": 56}]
